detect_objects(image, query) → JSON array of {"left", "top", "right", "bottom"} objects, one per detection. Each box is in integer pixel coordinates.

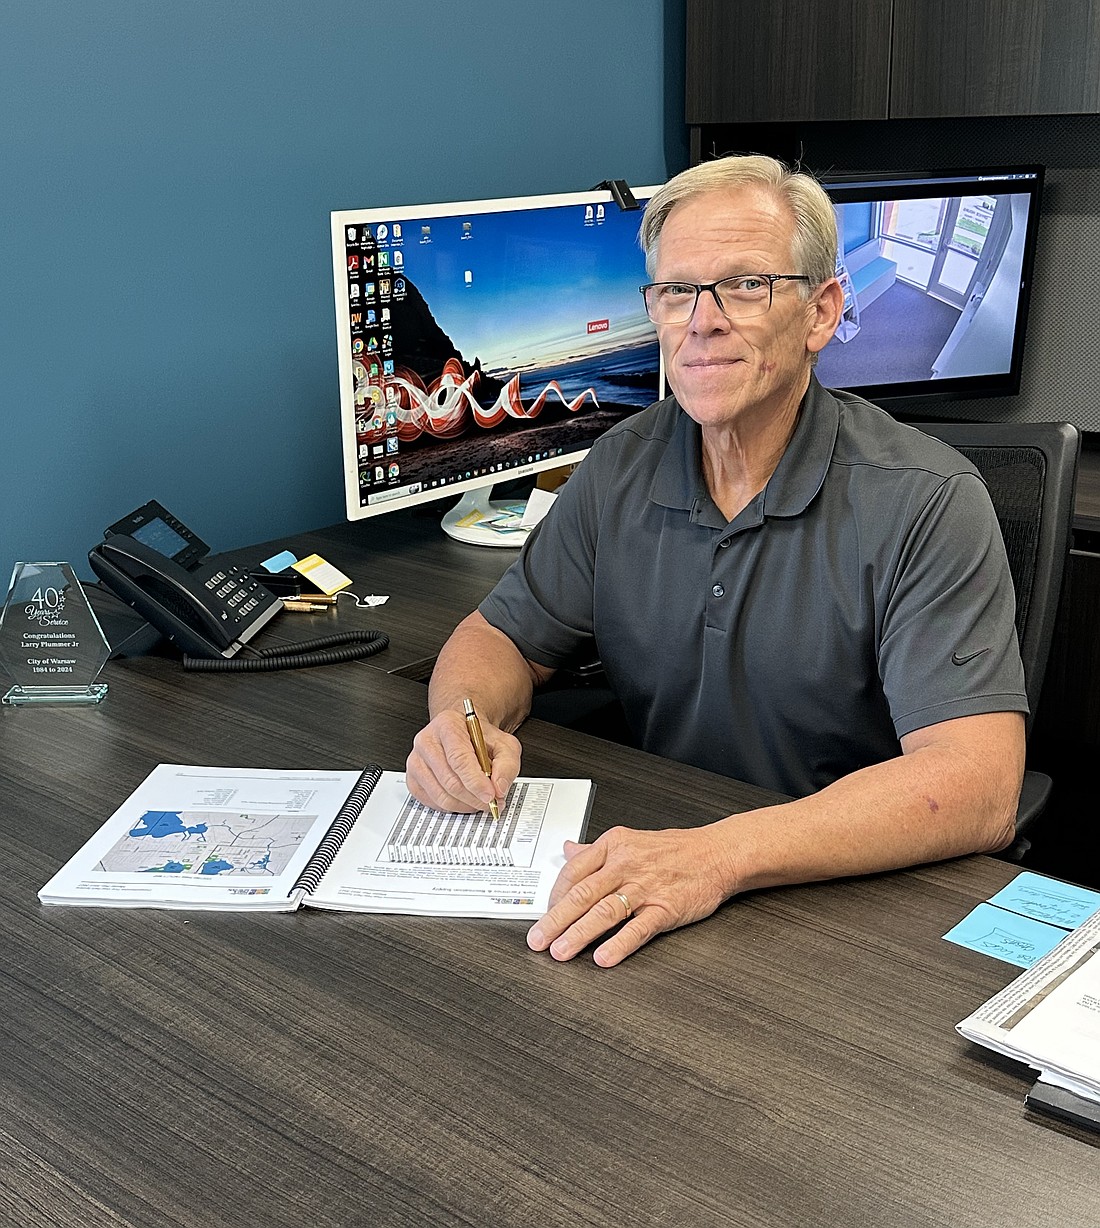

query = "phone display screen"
[{"left": 131, "top": 517, "right": 191, "bottom": 562}]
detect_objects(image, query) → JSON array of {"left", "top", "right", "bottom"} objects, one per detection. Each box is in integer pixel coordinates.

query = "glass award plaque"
[{"left": 0, "top": 563, "right": 111, "bottom": 705}]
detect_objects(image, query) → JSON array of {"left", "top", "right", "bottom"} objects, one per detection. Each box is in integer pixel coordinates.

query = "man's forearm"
[
  {"left": 427, "top": 611, "right": 552, "bottom": 734},
  {"left": 719, "top": 712, "right": 1024, "bottom": 896}
]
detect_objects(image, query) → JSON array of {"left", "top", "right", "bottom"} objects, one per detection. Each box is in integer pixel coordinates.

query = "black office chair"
[{"left": 912, "top": 420, "right": 1080, "bottom": 850}]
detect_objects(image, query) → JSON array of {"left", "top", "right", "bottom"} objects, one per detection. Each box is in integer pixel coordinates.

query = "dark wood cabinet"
[
  {"left": 687, "top": 0, "right": 1100, "bottom": 134},
  {"left": 892, "top": 0, "right": 1100, "bottom": 118},
  {"left": 685, "top": 0, "right": 891, "bottom": 124}
]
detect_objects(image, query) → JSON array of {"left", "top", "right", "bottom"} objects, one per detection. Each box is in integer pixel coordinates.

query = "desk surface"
[
  {"left": 1075, "top": 448, "right": 1100, "bottom": 534},
  {"left": 2, "top": 653, "right": 1095, "bottom": 1228},
  {"left": 221, "top": 511, "right": 520, "bottom": 679}
]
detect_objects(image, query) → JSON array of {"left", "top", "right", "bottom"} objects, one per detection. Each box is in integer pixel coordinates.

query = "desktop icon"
[
  {"left": 347, "top": 254, "right": 359, "bottom": 272},
  {"left": 392, "top": 223, "right": 402, "bottom": 240},
  {"left": 377, "top": 224, "right": 389, "bottom": 240},
  {"left": 388, "top": 463, "right": 400, "bottom": 480}
]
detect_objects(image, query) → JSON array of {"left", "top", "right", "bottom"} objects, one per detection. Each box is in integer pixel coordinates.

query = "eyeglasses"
[{"left": 639, "top": 273, "right": 812, "bottom": 324}]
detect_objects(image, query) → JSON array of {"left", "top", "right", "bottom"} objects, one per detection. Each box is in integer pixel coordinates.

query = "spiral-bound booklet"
[{"left": 38, "top": 763, "right": 594, "bottom": 917}]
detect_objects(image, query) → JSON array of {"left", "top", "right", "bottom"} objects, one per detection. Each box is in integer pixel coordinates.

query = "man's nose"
[{"left": 690, "top": 285, "right": 731, "bottom": 330}]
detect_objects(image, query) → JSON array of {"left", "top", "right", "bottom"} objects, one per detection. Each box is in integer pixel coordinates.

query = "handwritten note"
[
  {"left": 944, "top": 871, "right": 1100, "bottom": 968},
  {"left": 986, "top": 871, "right": 1100, "bottom": 930},
  {"left": 943, "top": 902, "right": 1066, "bottom": 968}
]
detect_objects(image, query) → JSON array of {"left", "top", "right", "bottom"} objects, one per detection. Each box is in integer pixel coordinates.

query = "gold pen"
[{"left": 462, "top": 697, "right": 500, "bottom": 821}]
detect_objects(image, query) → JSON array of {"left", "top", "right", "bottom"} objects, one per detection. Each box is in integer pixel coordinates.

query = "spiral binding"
[{"left": 292, "top": 763, "right": 384, "bottom": 896}]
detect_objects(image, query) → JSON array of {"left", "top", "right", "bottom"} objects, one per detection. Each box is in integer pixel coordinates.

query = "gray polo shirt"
[{"left": 480, "top": 378, "right": 1028, "bottom": 798}]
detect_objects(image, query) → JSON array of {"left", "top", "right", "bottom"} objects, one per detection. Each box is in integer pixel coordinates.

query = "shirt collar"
[
  {"left": 648, "top": 376, "right": 839, "bottom": 524},
  {"left": 762, "top": 375, "right": 839, "bottom": 518}
]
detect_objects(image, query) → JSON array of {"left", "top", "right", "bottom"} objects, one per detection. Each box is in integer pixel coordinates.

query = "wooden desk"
[
  {"left": 1072, "top": 448, "right": 1100, "bottom": 535},
  {"left": 1, "top": 655, "right": 1095, "bottom": 1227},
  {"left": 218, "top": 510, "right": 519, "bottom": 679}
]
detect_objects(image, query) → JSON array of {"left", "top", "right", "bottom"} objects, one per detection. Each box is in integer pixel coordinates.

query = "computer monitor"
[
  {"left": 816, "top": 165, "right": 1043, "bottom": 404},
  {"left": 331, "top": 185, "right": 660, "bottom": 546}
]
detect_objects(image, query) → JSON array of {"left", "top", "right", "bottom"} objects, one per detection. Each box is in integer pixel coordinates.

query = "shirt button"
[
  {"left": 719, "top": 538, "right": 731, "bottom": 548},
  {"left": 712, "top": 583, "right": 725, "bottom": 598}
]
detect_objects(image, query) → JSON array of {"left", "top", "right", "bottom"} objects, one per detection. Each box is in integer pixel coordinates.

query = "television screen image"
[
  {"left": 817, "top": 166, "right": 1043, "bottom": 402},
  {"left": 331, "top": 187, "right": 660, "bottom": 543}
]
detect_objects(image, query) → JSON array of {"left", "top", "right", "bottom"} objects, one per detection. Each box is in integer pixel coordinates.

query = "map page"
[{"left": 38, "top": 764, "right": 363, "bottom": 910}]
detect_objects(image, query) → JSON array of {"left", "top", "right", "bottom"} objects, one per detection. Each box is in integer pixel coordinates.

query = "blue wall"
[{"left": 2, "top": 2, "right": 684, "bottom": 584}]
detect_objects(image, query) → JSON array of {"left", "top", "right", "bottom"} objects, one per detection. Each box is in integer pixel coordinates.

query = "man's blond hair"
[{"left": 640, "top": 154, "right": 837, "bottom": 288}]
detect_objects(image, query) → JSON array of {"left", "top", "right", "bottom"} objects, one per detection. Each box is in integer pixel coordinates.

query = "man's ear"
[{"left": 807, "top": 277, "right": 844, "bottom": 355}]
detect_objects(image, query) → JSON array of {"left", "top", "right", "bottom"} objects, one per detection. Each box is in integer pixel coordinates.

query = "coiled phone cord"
[{"left": 182, "top": 629, "right": 389, "bottom": 672}]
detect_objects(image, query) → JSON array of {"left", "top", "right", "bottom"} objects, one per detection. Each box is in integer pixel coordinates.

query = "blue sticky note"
[
  {"left": 260, "top": 549, "right": 297, "bottom": 573},
  {"left": 986, "top": 870, "right": 1100, "bottom": 931},
  {"left": 943, "top": 902, "right": 1066, "bottom": 968}
]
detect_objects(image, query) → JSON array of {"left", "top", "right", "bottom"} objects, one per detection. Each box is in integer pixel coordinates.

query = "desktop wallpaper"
[{"left": 341, "top": 197, "right": 660, "bottom": 502}]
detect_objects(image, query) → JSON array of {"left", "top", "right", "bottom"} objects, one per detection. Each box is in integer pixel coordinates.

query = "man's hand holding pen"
[{"left": 405, "top": 704, "right": 519, "bottom": 818}]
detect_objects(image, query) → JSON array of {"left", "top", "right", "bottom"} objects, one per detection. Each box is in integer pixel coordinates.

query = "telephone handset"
[
  {"left": 89, "top": 500, "right": 388, "bottom": 670},
  {"left": 89, "top": 501, "right": 284, "bottom": 658}
]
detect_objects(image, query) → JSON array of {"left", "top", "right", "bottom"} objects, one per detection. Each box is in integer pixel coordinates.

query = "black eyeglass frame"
[{"left": 639, "top": 273, "right": 813, "bottom": 322}]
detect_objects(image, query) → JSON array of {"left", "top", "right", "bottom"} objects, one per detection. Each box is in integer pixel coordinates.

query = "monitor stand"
[{"left": 440, "top": 488, "right": 530, "bottom": 548}]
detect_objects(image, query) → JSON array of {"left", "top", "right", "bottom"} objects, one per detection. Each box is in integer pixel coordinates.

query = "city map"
[{"left": 95, "top": 809, "right": 316, "bottom": 877}]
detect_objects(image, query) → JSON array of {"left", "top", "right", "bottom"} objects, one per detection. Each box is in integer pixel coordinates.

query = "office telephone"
[{"left": 89, "top": 500, "right": 388, "bottom": 670}]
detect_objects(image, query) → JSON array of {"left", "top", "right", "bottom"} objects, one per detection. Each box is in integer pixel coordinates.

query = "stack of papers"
[{"left": 956, "top": 907, "right": 1100, "bottom": 1108}]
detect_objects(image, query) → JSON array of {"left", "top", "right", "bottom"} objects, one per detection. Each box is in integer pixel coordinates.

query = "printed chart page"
[
  {"left": 38, "top": 764, "right": 363, "bottom": 909},
  {"left": 307, "top": 774, "right": 593, "bottom": 918}
]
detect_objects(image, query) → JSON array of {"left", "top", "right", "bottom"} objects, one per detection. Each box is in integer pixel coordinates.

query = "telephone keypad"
[{"left": 195, "top": 562, "right": 278, "bottom": 627}]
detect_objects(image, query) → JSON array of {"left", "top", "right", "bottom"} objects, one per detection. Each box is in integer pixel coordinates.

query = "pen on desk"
[
  {"left": 280, "top": 599, "right": 332, "bottom": 613},
  {"left": 462, "top": 697, "right": 500, "bottom": 821}
]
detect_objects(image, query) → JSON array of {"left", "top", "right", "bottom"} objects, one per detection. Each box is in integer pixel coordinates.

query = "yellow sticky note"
[{"left": 290, "top": 553, "right": 352, "bottom": 596}]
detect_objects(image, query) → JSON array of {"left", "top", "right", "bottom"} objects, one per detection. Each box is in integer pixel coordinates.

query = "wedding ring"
[{"left": 613, "top": 891, "right": 633, "bottom": 919}]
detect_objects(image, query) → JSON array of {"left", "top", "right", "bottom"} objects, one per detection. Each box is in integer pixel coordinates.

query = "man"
[{"left": 406, "top": 154, "right": 1028, "bottom": 967}]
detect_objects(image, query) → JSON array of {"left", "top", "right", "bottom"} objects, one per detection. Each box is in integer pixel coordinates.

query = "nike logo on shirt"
[{"left": 952, "top": 647, "right": 991, "bottom": 666}]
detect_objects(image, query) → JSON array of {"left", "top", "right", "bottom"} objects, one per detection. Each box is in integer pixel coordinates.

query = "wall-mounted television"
[
  {"left": 817, "top": 165, "right": 1043, "bottom": 403},
  {"left": 331, "top": 186, "right": 660, "bottom": 545}
]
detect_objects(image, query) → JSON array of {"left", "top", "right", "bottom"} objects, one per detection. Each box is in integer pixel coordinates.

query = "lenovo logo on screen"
[{"left": 587, "top": 319, "right": 609, "bottom": 334}]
